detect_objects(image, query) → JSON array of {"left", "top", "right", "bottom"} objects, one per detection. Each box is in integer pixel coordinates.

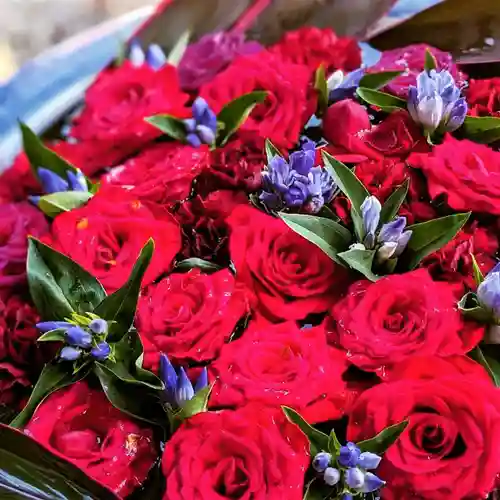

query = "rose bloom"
[
  {"left": 0, "top": 362, "right": 30, "bottom": 408},
  {"left": 269, "top": 26, "right": 361, "bottom": 75},
  {"left": 467, "top": 77, "right": 500, "bottom": 117},
  {"left": 70, "top": 62, "right": 188, "bottom": 158},
  {"left": 137, "top": 268, "right": 249, "bottom": 371},
  {"left": 178, "top": 32, "right": 262, "bottom": 90},
  {"left": 200, "top": 51, "right": 314, "bottom": 149},
  {"left": 368, "top": 43, "right": 466, "bottom": 97},
  {"left": 25, "top": 381, "right": 157, "bottom": 498},
  {"left": 228, "top": 206, "right": 347, "bottom": 322},
  {"left": 347, "top": 375, "right": 500, "bottom": 499},
  {"left": 210, "top": 322, "right": 350, "bottom": 423},
  {"left": 408, "top": 134, "right": 500, "bottom": 215},
  {"left": 0, "top": 202, "right": 49, "bottom": 293},
  {"left": 328, "top": 269, "right": 483, "bottom": 372},
  {"left": 47, "top": 186, "right": 181, "bottom": 292},
  {"left": 423, "top": 223, "right": 498, "bottom": 297},
  {"left": 0, "top": 153, "right": 40, "bottom": 203},
  {"left": 104, "top": 143, "right": 210, "bottom": 207},
  {"left": 162, "top": 405, "right": 308, "bottom": 500}
]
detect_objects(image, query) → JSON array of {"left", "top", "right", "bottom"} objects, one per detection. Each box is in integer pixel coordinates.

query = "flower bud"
[
  {"left": 160, "top": 353, "right": 178, "bottom": 403},
  {"left": 175, "top": 367, "right": 195, "bottom": 406},
  {"left": 361, "top": 196, "right": 381, "bottom": 243},
  {"left": 338, "top": 442, "right": 361, "bottom": 467},
  {"left": 89, "top": 319, "right": 108, "bottom": 335},
  {"left": 345, "top": 467, "right": 365, "bottom": 490},
  {"left": 67, "top": 169, "right": 88, "bottom": 192},
  {"left": 60, "top": 346, "right": 81, "bottom": 361},
  {"left": 194, "top": 367, "right": 208, "bottom": 393},
  {"left": 38, "top": 168, "right": 69, "bottom": 194},
  {"left": 323, "top": 467, "right": 340, "bottom": 486},
  {"left": 357, "top": 451, "right": 382, "bottom": 470},
  {"left": 146, "top": 44, "right": 167, "bottom": 70},
  {"left": 312, "top": 452, "right": 332, "bottom": 472},
  {"left": 129, "top": 39, "right": 145, "bottom": 66},
  {"left": 36, "top": 321, "right": 72, "bottom": 333},
  {"left": 362, "top": 472, "right": 386, "bottom": 493},
  {"left": 66, "top": 326, "right": 92, "bottom": 349},
  {"left": 477, "top": 266, "right": 500, "bottom": 318},
  {"left": 91, "top": 342, "right": 111, "bottom": 361}
]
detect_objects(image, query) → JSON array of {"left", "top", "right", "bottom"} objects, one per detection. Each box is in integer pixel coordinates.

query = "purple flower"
[
  {"left": 175, "top": 367, "right": 195, "bottom": 406},
  {"left": 60, "top": 346, "right": 81, "bottom": 361},
  {"left": 362, "top": 472, "right": 386, "bottom": 493},
  {"left": 357, "top": 451, "right": 382, "bottom": 470},
  {"left": 178, "top": 32, "right": 262, "bottom": 90},
  {"left": 38, "top": 168, "right": 69, "bottom": 194},
  {"left": 477, "top": 263, "right": 500, "bottom": 318},
  {"left": 91, "top": 342, "right": 111, "bottom": 361},
  {"left": 345, "top": 467, "right": 365, "bottom": 489},
  {"left": 329, "top": 68, "right": 365, "bottom": 103},
  {"left": 377, "top": 217, "right": 412, "bottom": 259},
  {"left": 36, "top": 321, "right": 72, "bottom": 333},
  {"left": 183, "top": 97, "right": 217, "bottom": 147},
  {"left": 312, "top": 452, "right": 332, "bottom": 472},
  {"left": 361, "top": 196, "right": 382, "bottom": 248},
  {"left": 194, "top": 367, "right": 208, "bottom": 393},
  {"left": 89, "top": 319, "right": 108, "bottom": 335},
  {"left": 338, "top": 442, "right": 361, "bottom": 467},
  {"left": 129, "top": 39, "right": 167, "bottom": 70},
  {"left": 160, "top": 353, "right": 178, "bottom": 403},
  {"left": 323, "top": 467, "right": 340, "bottom": 486},
  {"left": 66, "top": 326, "right": 92, "bottom": 349},
  {"left": 67, "top": 170, "right": 88, "bottom": 192}
]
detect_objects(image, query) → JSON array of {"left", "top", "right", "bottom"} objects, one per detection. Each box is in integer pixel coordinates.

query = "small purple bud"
[
  {"left": 323, "top": 467, "right": 340, "bottom": 486},
  {"left": 357, "top": 451, "right": 382, "bottom": 470},
  {"left": 378, "top": 217, "right": 406, "bottom": 243},
  {"left": 37, "top": 321, "right": 72, "bottom": 333},
  {"left": 175, "top": 367, "right": 195, "bottom": 406},
  {"left": 376, "top": 241, "right": 398, "bottom": 263},
  {"left": 445, "top": 97, "right": 467, "bottom": 132},
  {"left": 312, "top": 452, "right": 332, "bottom": 472},
  {"left": 338, "top": 442, "right": 361, "bottom": 467},
  {"left": 60, "top": 346, "right": 81, "bottom": 361},
  {"left": 146, "top": 44, "right": 167, "bottom": 70},
  {"left": 183, "top": 118, "right": 197, "bottom": 133},
  {"left": 394, "top": 230, "right": 412, "bottom": 257},
  {"left": 362, "top": 472, "right": 386, "bottom": 493},
  {"left": 361, "top": 196, "right": 381, "bottom": 240},
  {"left": 89, "top": 319, "right": 108, "bottom": 335},
  {"left": 160, "top": 353, "right": 178, "bottom": 402},
  {"left": 38, "top": 168, "right": 69, "bottom": 194},
  {"left": 478, "top": 269, "right": 500, "bottom": 318},
  {"left": 194, "top": 367, "right": 208, "bottom": 393},
  {"left": 186, "top": 133, "right": 202, "bottom": 148},
  {"left": 66, "top": 326, "right": 92, "bottom": 349},
  {"left": 91, "top": 342, "right": 111, "bottom": 361},
  {"left": 289, "top": 149, "right": 314, "bottom": 176},
  {"left": 345, "top": 467, "right": 365, "bottom": 490},
  {"left": 129, "top": 39, "right": 145, "bottom": 66},
  {"left": 342, "top": 495, "right": 353, "bottom": 500},
  {"left": 67, "top": 169, "right": 88, "bottom": 192},
  {"left": 192, "top": 97, "right": 210, "bottom": 123},
  {"left": 196, "top": 124, "right": 216, "bottom": 145}
]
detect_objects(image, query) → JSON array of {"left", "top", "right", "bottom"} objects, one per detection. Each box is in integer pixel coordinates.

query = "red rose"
[
  {"left": 137, "top": 268, "right": 249, "bottom": 371},
  {"left": 422, "top": 223, "right": 498, "bottom": 297},
  {"left": 0, "top": 202, "right": 49, "bottom": 293},
  {"left": 175, "top": 190, "right": 249, "bottom": 262},
  {"left": 467, "top": 77, "right": 500, "bottom": 117},
  {"left": 70, "top": 62, "right": 188, "bottom": 158},
  {"left": 269, "top": 26, "right": 361, "bottom": 75},
  {"left": 47, "top": 186, "right": 181, "bottom": 292},
  {"left": 408, "top": 134, "right": 500, "bottom": 215},
  {"left": 328, "top": 269, "right": 482, "bottom": 372},
  {"left": 25, "top": 381, "right": 157, "bottom": 498},
  {"left": 210, "top": 322, "right": 349, "bottom": 423},
  {"left": 104, "top": 143, "right": 210, "bottom": 207},
  {"left": 162, "top": 405, "right": 308, "bottom": 500},
  {"left": 369, "top": 43, "right": 466, "bottom": 97},
  {"left": 200, "top": 52, "right": 314, "bottom": 148},
  {"left": 347, "top": 376, "right": 500, "bottom": 499},
  {"left": 228, "top": 206, "right": 347, "bottom": 322},
  {"left": 0, "top": 153, "right": 40, "bottom": 203},
  {"left": 0, "top": 362, "right": 30, "bottom": 408}
]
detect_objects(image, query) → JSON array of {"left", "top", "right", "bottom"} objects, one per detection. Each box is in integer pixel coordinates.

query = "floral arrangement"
[{"left": 3, "top": 10, "right": 500, "bottom": 500}]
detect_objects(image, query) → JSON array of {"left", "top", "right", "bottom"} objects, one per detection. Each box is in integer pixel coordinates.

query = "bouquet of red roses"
[{"left": 2, "top": 3, "right": 500, "bottom": 499}]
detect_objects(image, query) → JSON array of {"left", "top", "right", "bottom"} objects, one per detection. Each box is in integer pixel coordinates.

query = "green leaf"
[
  {"left": 95, "top": 239, "right": 154, "bottom": 342},
  {"left": 458, "top": 292, "right": 492, "bottom": 323},
  {"left": 37, "top": 328, "right": 67, "bottom": 343},
  {"left": 403, "top": 213, "right": 471, "bottom": 269},
  {"left": 424, "top": 48, "right": 438, "bottom": 71},
  {"left": 0, "top": 424, "right": 119, "bottom": 499},
  {"left": 356, "top": 88, "right": 406, "bottom": 112},
  {"left": 145, "top": 114, "right": 186, "bottom": 141},
  {"left": 357, "top": 420, "right": 409, "bottom": 454},
  {"left": 314, "top": 64, "right": 329, "bottom": 115},
  {"left": 471, "top": 253, "right": 485, "bottom": 286},
  {"left": 265, "top": 138, "right": 283, "bottom": 164},
  {"left": 38, "top": 191, "right": 93, "bottom": 218},
  {"left": 10, "top": 362, "right": 88, "bottom": 428},
  {"left": 174, "top": 258, "right": 222, "bottom": 274},
  {"left": 20, "top": 121, "right": 79, "bottom": 180},
  {"left": 27, "top": 238, "right": 106, "bottom": 320},
  {"left": 462, "top": 116, "right": 500, "bottom": 144},
  {"left": 216, "top": 91, "right": 268, "bottom": 146},
  {"left": 469, "top": 346, "right": 500, "bottom": 387},
  {"left": 303, "top": 480, "right": 323, "bottom": 500},
  {"left": 282, "top": 406, "right": 329, "bottom": 456},
  {"left": 94, "top": 363, "right": 165, "bottom": 426},
  {"left": 359, "top": 70, "right": 404, "bottom": 90},
  {"left": 279, "top": 213, "right": 352, "bottom": 265},
  {"left": 379, "top": 179, "right": 410, "bottom": 224},
  {"left": 338, "top": 248, "right": 379, "bottom": 281},
  {"left": 328, "top": 429, "right": 342, "bottom": 455},
  {"left": 166, "top": 29, "right": 190, "bottom": 66}
]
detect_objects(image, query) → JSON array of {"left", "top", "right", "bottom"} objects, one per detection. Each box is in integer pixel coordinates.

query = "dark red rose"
[
  {"left": 104, "top": 143, "right": 210, "bottom": 207},
  {"left": 422, "top": 223, "right": 498, "bottom": 297},
  {"left": 70, "top": 62, "right": 188, "bottom": 158},
  {"left": 467, "top": 77, "right": 500, "bottom": 117},
  {"left": 328, "top": 269, "right": 483, "bottom": 372},
  {"left": 162, "top": 405, "right": 308, "bottom": 500},
  {"left": 137, "top": 268, "right": 249, "bottom": 371},
  {"left": 369, "top": 43, "right": 466, "bottom": 97},
  {"left": 175, "top": 190, "right": 249, "bottom": 262},
  {"left": 269, "top": 26, "right": 361, "bottom": 75},
  {"left": 0, "top": 153, "right": 40, "bottom": 203},
  {"left": 228, "top": 206, "right": 347, "bottom": 322},
  {"left": 347, "top": 376, "right": 500, "bottom": 500},
  {"left": 408, "top": 134, "right": 500, "bottom": 215},
  {"left": 0, "top": 362, "right": 30, "bottom": 408},
  {"left": 47, "top": 186, "right": 181, "bottom": 292},
  {"left": 0, "top": 202, "right": 49, "bottom": 293},
  {"left": 25, "top": 381, "right": 157, "bottom": 498},
  {"left": 210, "top": 322, "right": 350, "bottom": 423},
  {"left": 200, "top": 52, "right": 314, "bottom": 149}
]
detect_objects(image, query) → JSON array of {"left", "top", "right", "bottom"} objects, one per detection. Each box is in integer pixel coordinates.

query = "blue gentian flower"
[
  {"left": 477, "top": 262, "right": 500, "bottom": 318},
  {"left": 377, "top": 216, "right": 412, "bottom": 262},
  {"left": 66, "top": 326, "right": 93, "bottom": 349},
  {"left": 60, "top": 346, "right": 81, "bottom": 361},
  {"left": 338, "top": 442, "right": 361, "bottom": 467},
  {"left": 361, "top": 195, "right": 382, "bottom": 248},
  {"left": 328, "top": 68, "right": 365, "bottom": 103},
  {"left": 183, "top": 97, "right": 217, "bottom": 147},
  {"left": 160, "top": 353, "right": 178, "bottom": 403},
  {"left": 91, "top": 342, "right": 111, "bottom": 361},
  {"left": 362, "top": 472, "right": 386, "bottom": 493},
  {"left": 312, "top": 452, "right": 332, "bottom": 472},
  {"left": 357, "top": 451, "right": 382, "bottom": 470},
  {"left": 175, "top": 367, "right": 195, "bottom": 406},
  {"left": 323, "top": 467, "right": 340, "bottom": 486},
  {"left": 408, "top": 69, "right": 467, "bottom": 135},
  {"left": 345, "top": 467, "right": 365, "bottom": 489},
  {"left": 36, "top": 321, "right": 73, "bottom": 333},
  {"left": 89, "top": 319, "right": 108, "bottom": 335},
  {"left": 129, "top": 39, "right": 167, "bottom": 70}
]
